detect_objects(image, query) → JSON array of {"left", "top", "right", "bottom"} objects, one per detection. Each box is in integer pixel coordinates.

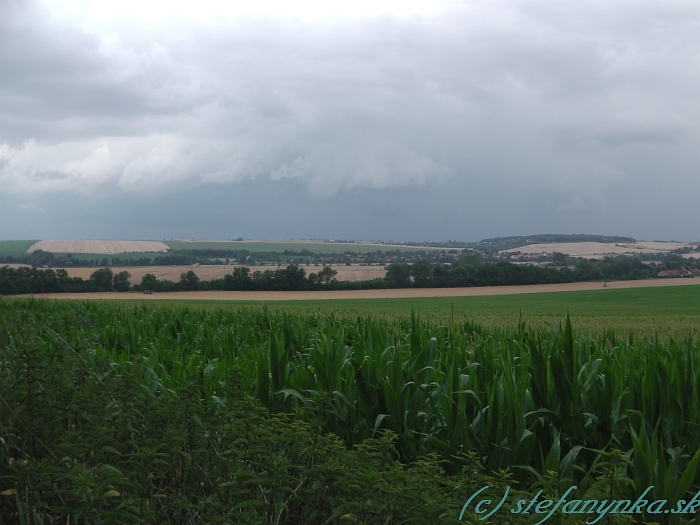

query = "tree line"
[
  {"left": 0, "top": 246, "right": 455, "bottom": 268},
  {"left": 137, "top": 265, "right": 344, "bottom": 292},
  {"left": 0, "top": 267, "right": 133, "bottom": 295},
  {"left": 2, "top": 255, "right": 687, "bottom": 295}
]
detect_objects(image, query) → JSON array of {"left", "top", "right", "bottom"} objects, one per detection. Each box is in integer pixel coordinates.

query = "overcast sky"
[{"left": 1, "top": 0, "right": 699, "bottom": 242}]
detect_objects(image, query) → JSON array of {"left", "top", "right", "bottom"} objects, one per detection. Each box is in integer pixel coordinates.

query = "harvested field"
[
  {"left": 504, "top": 241, "right": 694, "bottom": 258},
  {"left": 63, "top": 264, "right": 386, "bottom": 283},
  {"left": 28, "top": 240, "right": 170, "bottom": 254},
  {"left": 21, "top": 277, "right": 699, "bottom": 301}
]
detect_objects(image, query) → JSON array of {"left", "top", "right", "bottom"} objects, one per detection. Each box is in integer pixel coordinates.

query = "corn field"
[{"left": 2, "top": 298, "right": 700, "bottom": 523}]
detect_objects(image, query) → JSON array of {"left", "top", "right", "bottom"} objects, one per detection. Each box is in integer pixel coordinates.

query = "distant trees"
[
  {"left": 113, "top": 271, "right": 131, "bottom": 292},
  {"left": 0, "top": 254, "right": 683, "bottom": 297},
  {"left": 552, "top": 252, "right": 567, "bottom": 264},
  {"left": 385, "top": 263, "right": 411, "bottom": 287},
  {"left": 275, "top": 264, "right": 307, "bottom": 290},
  {"left": 0, "top": 267, "right": 91, "bottom": 294},
  {"left": 140, "top": 273, "right": 158, "bottom": 292},
  {"left": 219, "top": 264, "right": 339, "bottom": 291},
  {"left": 89, "top": 268, "right": 131, "bottom": 291},
  {"left": 447, "top": 262, "right": 477, "bottom": 286},
  {"left": 308, "top": 265, "right": 338, "bottom": 289},
  {"left": 318, "top": 265, "right": 338, "bottom": 284},
  {"left": 28, "top": 249, "right": 55, "bottom": 267},
  {"left": 410, "top": 259, "right": 432, "bottom": 287},
  {"left": 90, "top": 268, "right": 114, "bottom": 291},
  {"left": 379, "top": 255, "right": 658, "bottom": 289},
  {"left": 223, "top": 267, "right": 252, "bottom": 290},
  {"left": 179, "top": 271, "right": 200, "bottom": 291}
]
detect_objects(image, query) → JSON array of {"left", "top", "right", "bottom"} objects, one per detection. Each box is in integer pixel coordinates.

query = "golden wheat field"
[{"left": 62, "top": 264, "right": 387, "bottom": 283}]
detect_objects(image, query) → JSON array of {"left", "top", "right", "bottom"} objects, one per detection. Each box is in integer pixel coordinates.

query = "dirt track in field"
[
  {"left": 17, "top": 277, "right": 700, "bottom": 301},
  {"left": 28, "top": 240, "right": 170, "bottom": 254},
  {"left": 62, "top": 265, "right": 386, "bottom": 283}
]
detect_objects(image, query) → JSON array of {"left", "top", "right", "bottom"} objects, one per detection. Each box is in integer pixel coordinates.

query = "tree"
[
  {"left": 458, "top": 253, "right": 479, "bottom": 265},
  {"left": 275, "top": 264, "right": 307, "bottom": 290},
  {"left": 223, "top": 267, "right": 252, "bottom": 291},
  {"left": 410, "top": 259, "right": 432, "bottom": 287},
  {"left": 29, "top": 249, "right": 54, "bottom": 267},
  {"left": 448, "top": 264, "right": 477, "bottom": 286},
  {"left": 552, "top": 252, "right": 567, "bottom": 264},
  {"left": 231, "top": 267, "right": 252, "bottom": 290},
  {"left": 307, "top": 272, "right": 319, "bottom": 288},
  {"left": 141, "top": 273, "right": 158, "bottom": 292},
  {"left": 90, "top": 268, "right": 114, "bottom": 291},
  {"left": 113, "top": 271, "right": 131, "bottom": 292},
  {"left": 251, "top": 270, "right": 274, "bottom": 290},
  {"left": 318, "top": 265, "right": 338, "bottom": 285},
  {"left": 385, "top": 263, "right": 411, "bottom": 287},
  {"left": 179, "top": 270, "right": 200, "bottom": 290}
]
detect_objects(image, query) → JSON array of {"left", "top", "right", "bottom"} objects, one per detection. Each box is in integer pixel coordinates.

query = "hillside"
[{"left": 475, "top": 234, "right": 637, "bottom": 252}]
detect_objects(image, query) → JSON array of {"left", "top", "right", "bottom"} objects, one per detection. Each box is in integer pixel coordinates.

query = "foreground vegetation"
[{"left": 2, "top": 299, "right": 700, "bottom": 523}]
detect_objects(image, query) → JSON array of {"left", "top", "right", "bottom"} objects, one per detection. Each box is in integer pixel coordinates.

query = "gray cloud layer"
[{"left": 1, "top": 0, "right": 699, "bottom": 240}]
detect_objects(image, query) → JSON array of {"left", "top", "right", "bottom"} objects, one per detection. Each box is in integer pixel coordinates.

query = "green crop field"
[
  {"left": 2, "top": 297, "right": 700, "bottom": 523},
  {"left": 0, "top": 240, "right": 38, "bottom": 257},
  {"left": 125, "top": 284, "right": 700, "bottom": 338},
  {"left": 164, "top": 240, "right": 440, "bottom": 253}
]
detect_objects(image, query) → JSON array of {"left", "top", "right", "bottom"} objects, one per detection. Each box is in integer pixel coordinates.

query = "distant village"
[{"left": 658, "top": 268, "right": 700, "bottom": 278}]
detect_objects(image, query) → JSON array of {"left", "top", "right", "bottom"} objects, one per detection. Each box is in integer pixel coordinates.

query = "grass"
[
  {"left": 0, "top": 240, "right": 38, "bottom": 257},
  {"left": 164, "top": 240, "right": 440, "bottom": 253}
]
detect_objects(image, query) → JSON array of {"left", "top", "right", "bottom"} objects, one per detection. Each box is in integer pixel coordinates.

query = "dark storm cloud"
[{"left": 1, "top": 0, "right": 699, "bottom": 240}]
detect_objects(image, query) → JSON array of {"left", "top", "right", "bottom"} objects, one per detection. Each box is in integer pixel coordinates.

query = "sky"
[{"left": 1, "top": 0, "right": 699, "bottom": 242}]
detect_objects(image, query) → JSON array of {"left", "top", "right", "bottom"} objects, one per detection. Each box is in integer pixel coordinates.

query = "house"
[
  {"left": 657, "top": 269, "right": 685, "bottom": 277},
  {"left": 657, "top": 268, "right": 697, "bottom": 278}
]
